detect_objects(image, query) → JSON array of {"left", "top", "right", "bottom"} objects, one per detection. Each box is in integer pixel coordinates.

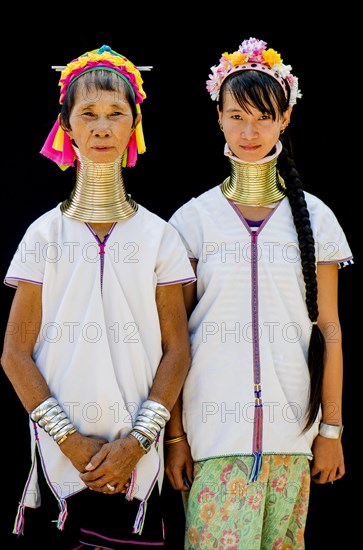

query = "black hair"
[
  {"left": 220, "top": 71, "right": 325, "bottom": 432},
  {"left": 59, "top": 70, "right": 138, "bottom": 132}
]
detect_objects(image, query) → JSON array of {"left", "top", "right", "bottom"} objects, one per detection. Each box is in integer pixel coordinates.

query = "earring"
[{"left": 218, "top": 120, "right": 224, "bottom": 132}]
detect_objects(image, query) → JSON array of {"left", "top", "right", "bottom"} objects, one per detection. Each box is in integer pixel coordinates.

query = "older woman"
[{"left": 1, "top": 45, "right": 195, "bottom": 549}]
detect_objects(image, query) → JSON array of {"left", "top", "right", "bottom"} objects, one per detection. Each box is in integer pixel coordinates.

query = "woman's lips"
[{"left": 240, "top": 144, "right": 260, "bottom": 151}]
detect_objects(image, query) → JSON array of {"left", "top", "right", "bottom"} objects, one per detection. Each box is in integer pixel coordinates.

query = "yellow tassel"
[
  {"left": 135, "top": 104, "right": 146, "bottom": 154},
  {"left": 53, "top": 125, "right": 65, "bottom": 152},
  {"left": 122, "top": 149, "right": 128, "bottom": 167}
]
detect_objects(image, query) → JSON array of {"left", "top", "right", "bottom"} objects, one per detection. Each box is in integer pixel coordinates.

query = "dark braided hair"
[
  {"left": 277, "top": 142, "right": 326, "bottom": 431},
  {"left": 220, "top": 71, "right": 325, "bottom": 432}
]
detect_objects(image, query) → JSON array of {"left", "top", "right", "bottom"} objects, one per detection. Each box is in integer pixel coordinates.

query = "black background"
[{"left": 1, "top": 9, "right": 359, "bottom": 549}]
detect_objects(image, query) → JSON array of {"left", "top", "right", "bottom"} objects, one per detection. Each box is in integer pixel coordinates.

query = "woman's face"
[
  {"left": 218, "top": 92, "right": 291, "bottom": 162},
  {"left": 67, "top": 81, "right": 140, "bottom": 163}
]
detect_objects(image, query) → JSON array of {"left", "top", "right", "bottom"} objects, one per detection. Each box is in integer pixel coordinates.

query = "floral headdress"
[
  {"left": 206, "top": 37, "right": 302, "bottom": 106},
  {"left": 41, "top": 45, "right": 151, "bottom": 169}
]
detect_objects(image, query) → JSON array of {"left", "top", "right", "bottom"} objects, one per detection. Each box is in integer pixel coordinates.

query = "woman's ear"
[
  {"left": 134, "top": 113, "right": 142, "bottom": 129},
  {"left": 283, "top": 106, "right": 293, "bottom": 127},
  {"left": 217, "top": 105, "right": 222, "bottom": 125}
]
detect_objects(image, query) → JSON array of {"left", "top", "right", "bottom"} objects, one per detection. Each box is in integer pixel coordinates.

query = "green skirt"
[{"left": 184, "top": 454, "right": 310, "bottom": 550}]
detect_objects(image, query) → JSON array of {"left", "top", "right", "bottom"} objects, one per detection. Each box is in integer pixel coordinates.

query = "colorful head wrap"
[
  {"left": 40, "top": 45, "right": 149, "bottom": 169},
  {"left": 206, "top": 37, "right": 302, "bottom": 106}
]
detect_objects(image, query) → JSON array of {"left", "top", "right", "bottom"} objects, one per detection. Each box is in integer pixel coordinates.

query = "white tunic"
[
  {"left": 5, "top": 203, "right": 196, "bottom": 530},
  {"left": 169, "top": 185, "right": 353, "bottom": 463}
]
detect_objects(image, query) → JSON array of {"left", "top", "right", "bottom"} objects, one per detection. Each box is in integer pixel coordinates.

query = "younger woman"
[{"left": 165, "top": 37, "right": 353, "bottom": 549}]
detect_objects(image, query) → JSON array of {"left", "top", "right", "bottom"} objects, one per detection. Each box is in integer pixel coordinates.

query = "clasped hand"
[{"left": 61, "top": 433, "right": 143, "bottom": 494}]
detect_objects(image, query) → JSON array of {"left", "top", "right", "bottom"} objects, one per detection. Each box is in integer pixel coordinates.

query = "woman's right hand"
[
  {"left": 58, "top": 431, "right": 108, "bottom": 473},
  {"left": 165, "top": 439, "right": 194, "bottom": 491}
]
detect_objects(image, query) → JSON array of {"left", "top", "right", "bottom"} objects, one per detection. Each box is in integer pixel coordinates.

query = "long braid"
[{"left": 277, "top": 143, "right": 325, "bottom": 431}]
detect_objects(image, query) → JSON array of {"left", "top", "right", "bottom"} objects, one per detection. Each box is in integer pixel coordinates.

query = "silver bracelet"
[
  {"left": 132, "top": 399, "right": 171, "bottom": 443},
  {"left": 135, "top": 415, "right": 162, "bottom": 434},
  {"left": 37, "top": 406, "right": 63, "bottom": 428},
  {"left": 48, "top": 417, "right": 72, "bottom": 437},
  {"left": 319, "top": 422, "right": 344, "bottom": 439},
  {"left": 42, "top": 411, "right": 67, "bottom": 432},
  {"left": 53, "top": 423, "right": 76, "bottom": 443},
  {"left": 30, "top": 396, "right": 76, "bottom": 442},
  {"left": 138, "top": 407, "right": 168, "bottom": 428},
  {"left": 30, "top": 397, "right": 59, "bottom": 423},
  {"left": 132, "top": 421, "right": 157, "bottom": 442},
  {"left": 142, "top": 400, "right": 170, "bottom": 423}
]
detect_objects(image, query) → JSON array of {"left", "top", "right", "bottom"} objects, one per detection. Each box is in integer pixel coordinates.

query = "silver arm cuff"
[
  {"left": 42, "top": 411, "right": 67, "bottom": 432},
  {"left": 142, "top": 400, "right": 170, "bottom": 422},
  {"left": 138, "top": 407, "right": 167, "bottom": 429},
  {"left": 53, "top": 423, "right": 76, "bottom": 443},
  {"left": 132, "top": 422, "right": 157, "bottom": 441},
  {"left": 30, "top": 397, "right": 59, "bottom": 423},
  {"left": 318, "top": 422, "right": 344, "bottom": 439},
  {"left": 48, "top": 417, "right": 73, "bottom": 437}
]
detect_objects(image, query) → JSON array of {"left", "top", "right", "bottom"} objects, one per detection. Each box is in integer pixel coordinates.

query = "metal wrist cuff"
[
  {"left": 37, "top": 405, "right": 63, "bottom": 427},
  {"left": 138, "top": 407, "right": 167, "bottom": 428},
  {"left": 42, "top": 411, "right": 67, "bottom": 432},
  {"left": 319, "top": 422, "right": 344, "bottom": 439},
  {"left": 136, "top": 414, "right": 162, "bottom": 433},
  {"left": 30, "top": 397, "right": 59, "bottom": 423},
  {"left": 142, "top": 400, "right": 170, "bottom": 422},
  {"left": 53, "top": 423, "right": 75, "bottom": 442},
  {"left": 57, "top": 428, "right": 77, "bottom": 446},
  {"left": 132, "top": 422, "right": 156, "bottom": 441},
  {"left": 48, "top": 417, "right": 72, "bottom": 437}
]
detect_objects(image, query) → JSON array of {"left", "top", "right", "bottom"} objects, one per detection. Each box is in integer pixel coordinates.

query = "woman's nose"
[
  {"left": 91, "top": 120, "right": 111, "bottom": 137},
  {"left": 241, "top": 122, "right": 257, "bottom": 138}
]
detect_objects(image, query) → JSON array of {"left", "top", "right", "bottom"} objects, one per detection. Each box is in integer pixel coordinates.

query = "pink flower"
[
  {"left": 271, "top": 473, "right": 288, "bottom": 493},
  {"left": 220, "top": 463, "right": 233, "bottom": 484},
  {"left": 220, "top": 528, "right": 240, "bottom": 549},
  {"left": 198, "top": 486, "right": 216, "bottom": 503}
]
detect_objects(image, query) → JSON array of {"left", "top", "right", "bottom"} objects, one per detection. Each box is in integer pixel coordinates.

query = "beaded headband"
[
  {"left": 206, "top": 37, "right": 301, "bottom": 106},
  {"left": 40, "top": 45, "right": 152, "bottom": 169}
]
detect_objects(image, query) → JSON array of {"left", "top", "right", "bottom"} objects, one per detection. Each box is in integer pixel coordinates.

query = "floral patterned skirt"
[{"left": 184, "top": 454, "right": 311, "bottom": 550}]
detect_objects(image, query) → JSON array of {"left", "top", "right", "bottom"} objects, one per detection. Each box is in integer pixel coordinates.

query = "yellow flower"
[
  {"left": 187, "top": 526, "right": 199, "bottom": 544},
  {"left": 200, "top": 501, "right": 217, "bottom": 522},
  {"left": 262, "top": 48, "right": 282, "bottom": 68},
  {"left": 223, "top": 51, "right": 248, "bottom": 66}
]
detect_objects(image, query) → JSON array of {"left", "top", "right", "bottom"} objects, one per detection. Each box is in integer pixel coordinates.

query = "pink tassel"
[
  {"left": 56, "top": 498, "right": 68, "bottom": 531},
  {"left": 13, "top": 503, "right": 25, "bottom": 536},
  {"left": 125, "top": 470, "right": 137, "bottom": 501},
  {"left": 249, "top": 404, "right": 263, "bottom": 482},
  {"left": 132, "top": 499, "right": 147, "bottom": 534},
  {"left": 40, "top": 119, "right": 75, "bottom": 169},
  {"left": 125, "top": 132, "right": 137, "bottom": 167}
]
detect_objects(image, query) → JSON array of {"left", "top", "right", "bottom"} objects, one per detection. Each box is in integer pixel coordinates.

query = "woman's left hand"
[
  {"left": 79, "top": 435, "right": 145, "bottom": 494},
  {"left": 310, "top": 435, "right": 345, "bottom": 484},
  {"left": 165, "top": 439, "right": 193, "bottom": 491}
]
